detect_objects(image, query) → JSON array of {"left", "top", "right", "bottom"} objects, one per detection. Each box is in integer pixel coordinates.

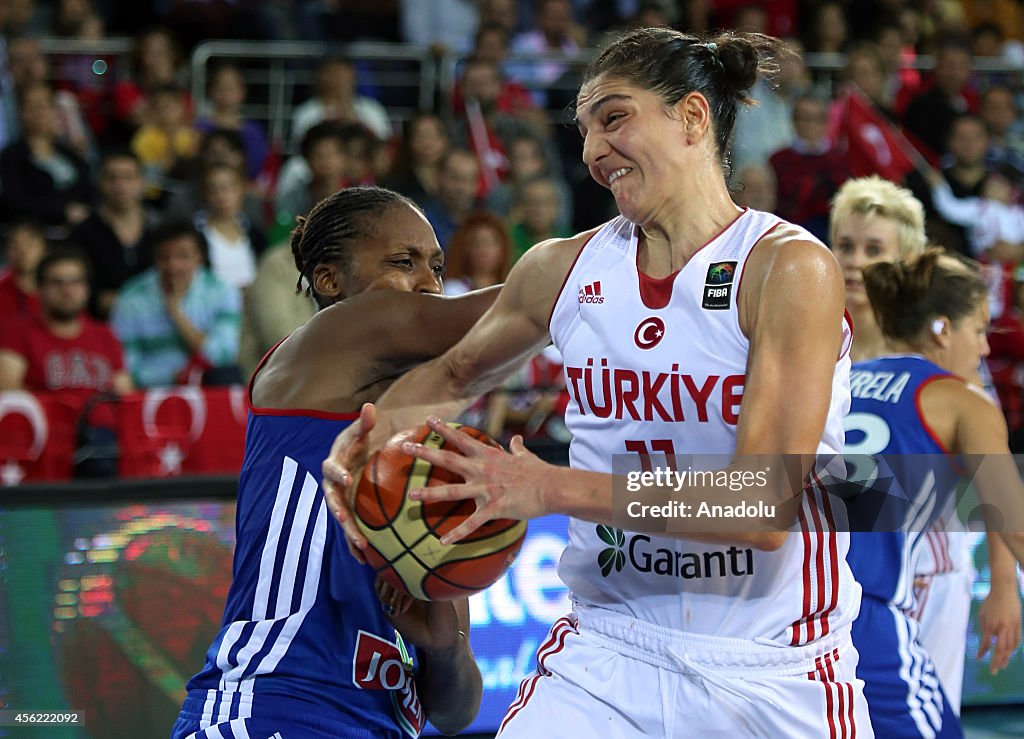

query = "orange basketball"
[{"left": 353, "top": 423, "right": 527, "bottom": 601}]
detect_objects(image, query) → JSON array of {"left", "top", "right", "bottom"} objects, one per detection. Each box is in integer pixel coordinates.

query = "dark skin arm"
[
  {"left": 251, "top": 286, "right": 501, "bottom": 412},
  {"left": 376, "top": 579, "right": 481, "bottom": 734}
]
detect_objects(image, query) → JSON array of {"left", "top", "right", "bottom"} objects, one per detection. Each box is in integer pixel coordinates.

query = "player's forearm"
[
  {"left": 370, "top": 354, "right": 485, "bottom": 446},
  {"left": 417, "top": 634, "right": 482, "bottom": 735},
  {"left": 989, "top": 532, "right": 1022, "bottom": 586}
]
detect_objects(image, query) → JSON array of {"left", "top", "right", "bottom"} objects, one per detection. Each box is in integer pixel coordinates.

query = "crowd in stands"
[{"left": 8, "top": 0, "right": 1024, "bottom": 476}]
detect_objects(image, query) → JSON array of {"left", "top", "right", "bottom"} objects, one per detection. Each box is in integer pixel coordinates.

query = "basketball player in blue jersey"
[
  {"left": 170, "top": 187, "right": 490, "bottom": 739},
  {"left": 845, "top": 248, "right": 1024, "bottom": 738},
  {"left": 323, "top": 29, "right": 877, "bottom": 737},
  {"left": 831, "top": 177, "right": 1022, "bottom": 717}
]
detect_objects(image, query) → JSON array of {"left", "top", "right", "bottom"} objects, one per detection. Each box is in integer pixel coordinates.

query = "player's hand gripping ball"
[{"left": 353, "top": 423, "right": 527, "bottom": 600}]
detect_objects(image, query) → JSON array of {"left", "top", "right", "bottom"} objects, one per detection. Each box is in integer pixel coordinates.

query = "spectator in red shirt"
[
  {"left": 769, "top": 94, "right": 851, "bottom": 242},
  {"left": 0, "top": 247, "right": 132, "bottom": 408},
  {"left": 0, "top": 218, "right": 46, "bottom": 319}
]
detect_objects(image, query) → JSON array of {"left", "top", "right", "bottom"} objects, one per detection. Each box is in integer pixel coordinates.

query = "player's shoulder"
[
  {"left": 746, "top": 217, "right": 841, "bottom": 285},
  {"left": 514, "top": 224, "right": 605, "bottom": 272}
]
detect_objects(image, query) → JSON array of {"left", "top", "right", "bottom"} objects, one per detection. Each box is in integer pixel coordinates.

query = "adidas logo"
[{"left": 578, "top": 280, "right": 605, "bottom": 304}]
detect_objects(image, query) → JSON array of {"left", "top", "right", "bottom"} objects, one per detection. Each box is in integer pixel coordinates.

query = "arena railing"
[{"left": 189, "top": 40, "right": 437, "bottom": 147}]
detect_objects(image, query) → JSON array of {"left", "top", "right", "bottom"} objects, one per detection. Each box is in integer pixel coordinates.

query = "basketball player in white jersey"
[
  {"left": 830, "top": 176, "right": 1022, "bottom": 712},
  {"left": 324, "top": 28, "right": 871, "bottom": 736}
]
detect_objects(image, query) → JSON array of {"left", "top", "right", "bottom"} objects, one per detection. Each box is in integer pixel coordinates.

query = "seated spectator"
[
  {"left": 900, "top": 34, "right": 979, "bottom": 163},
  {"left": 443, "top": 211, "right": 512, "bottom": 295},
  {"left": 110, "top": 26, "right": 188, "bottom": 143},
  {"left": 194, "top": 164, "right": 266, "bottom": 291},
  {"left": 906, "top": 113, "right": 995, "bottom": 257},
  {"left": 70, "top": 149, "right": 161, "bottom": 319},
  {"left": 731, "top": 164, "right": 778, "bottom": 214},
  {"left": 290, "top": 56, "right": 391, "bottom": 153},
  {"left": 0, "top": 218, "right": 46, "bottom": 318},
  {"left": 507, "top": 0, "right": 583, "bottom": 107},
  {"left": 928, "top": 169, "right": 1024, "bottom": 260},
  {"left": 237, "top": 243, "right": 316, "bottom": 378},
  {"left": 131, "top": 84, "right": 200, "bottom": 203},
  {"left": 273, "top": 122, "right": 347, "bottom": 232},
  {"left": 769, "top": 94, "right": 851, "bottom": 242},
  {"left": 195, "top": 63, "right": 269, "bottom": 182},
  {"left": 509, "top": 175, "right": 572, "bottom": 262},
  {"left": 486, "top": 132, "right": 572, "bottom": 232},
  {"left": 453, "top": 56, "right": 549, "bottom": 193},
  {"left": 835, "top": 42, "right": 893, "bottom": 118},
  {"left": 981, "top": 85, "right": 1024, "bottom": 182},
  {"left": 162, "top": 128, "right": 265, "bottom": 227},
  {"left": 803, "top": 1, "right": 849, "bottom": 55},
  {"left": 4, "top": 35, "right": 94, "bottom": 160},
  {"left": 731, "top": 38, "right": 807, "bottom": 172},
  {"left": 0, "top": 247, "right": 132, "bottom": 410},
  {"left": 384, "top": 112, "right": 451, "bottom": 206},
  {"left": 423, "top": 148, "right": 481, "bottom": 251},
  {"left": 398, "top": 0, "right": 479, "bottom": 56},
  {"left": 0, "top": 83, "right": 93, "bottom": 229},
  {"left": 111, "top": 221, "right": 241, "bottom": 388},
  {"left": 337, "top": 122, "right": 379, "bottom": 186},
  {"left": 452, "top": 33, "right": 537, "bottom": 122},
  {"left": 874, "top": 20, "right": 919, "bottom": 116}
]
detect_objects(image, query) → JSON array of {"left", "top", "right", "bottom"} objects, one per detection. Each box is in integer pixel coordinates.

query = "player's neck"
[
  {"left": 638, "top": 190, "right": 741, "bottom": 275},
  {"left": 849, "top": 306, "right": 887, "bottom": 363}
]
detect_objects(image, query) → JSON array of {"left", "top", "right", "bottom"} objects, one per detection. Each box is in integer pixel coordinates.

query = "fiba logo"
[
  {"left": 702, "top": 261, "right": 737, "bottom": 311},
  {"left": 634, "top": 316, "right": 666, "bottom": 350},
  {"left": 578, "top": 281, "right": 604, "bottom": 304}
]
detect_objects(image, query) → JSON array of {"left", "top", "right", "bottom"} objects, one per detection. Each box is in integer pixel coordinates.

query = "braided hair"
[{"left": 290, "top": 187, "right": 419, "bottom": 309}]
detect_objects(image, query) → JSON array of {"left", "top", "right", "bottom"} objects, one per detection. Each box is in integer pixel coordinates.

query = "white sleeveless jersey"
[{"left": 549, "top": 210, "right": 858, "bottom": 646}]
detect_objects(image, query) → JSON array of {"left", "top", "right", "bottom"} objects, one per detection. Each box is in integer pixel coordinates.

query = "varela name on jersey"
[{"left": 849, "top": 369, "right": 911, "bottom": 404}]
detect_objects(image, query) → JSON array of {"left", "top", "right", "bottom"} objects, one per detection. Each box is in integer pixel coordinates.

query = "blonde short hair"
[{"left": 829, "top": 176, "right": 926, "bottom": 257}]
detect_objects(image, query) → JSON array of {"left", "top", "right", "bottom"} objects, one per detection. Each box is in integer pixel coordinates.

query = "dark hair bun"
[
  {"left": 715, "top": 38, "right": 760, "bottom": 98},
  {"left": 863, "top": 248, "right": 986, "bottom": 342}
]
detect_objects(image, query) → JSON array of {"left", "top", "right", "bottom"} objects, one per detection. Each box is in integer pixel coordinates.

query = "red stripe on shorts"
[
  {"left": 792, "top": 499, "right": 814, "bottom": 645},
  {"left": 813, "top": 472, "right": 840, "bottom": 638},
  {"left": 497, "top": 616, "right": 574, "bottom": 735}
]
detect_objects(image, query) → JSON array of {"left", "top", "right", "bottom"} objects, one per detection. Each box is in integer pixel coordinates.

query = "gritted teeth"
[{"left": 607, "top": 167, "right": 632, "bottom": 185}]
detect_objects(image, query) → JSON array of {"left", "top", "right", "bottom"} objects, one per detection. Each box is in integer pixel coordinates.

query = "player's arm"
[
  {"left": 415, "top": 598, "right": 481, "bottom": 735},
  {"left": 342, "top": 235, "right": 584, "bottom": 450},
  {"left": 953, "top": 389, "right": 1024, "bottom": 562},
  {"left": 978, "top": 532, "right": 1022, "bottom": 674},
  {"left": 321, "top": 234, "right": 586, "bottom": 557},
  {"left": 374, "top": 579, "right": 481, "bottom": 734},
  {"left": 727, "top": 234, "right": 847, "bottom": 548},
  {"left": 318, "top": 285, "right": 502, "bottom": 367}
]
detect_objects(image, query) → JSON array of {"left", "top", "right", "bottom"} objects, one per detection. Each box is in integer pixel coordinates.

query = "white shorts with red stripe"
[
  {"left": 913, "top": 568, "right": 972, "bottom": 714},
  {"left": 497, "top": 604, "right": 872, "bottom": 738}
]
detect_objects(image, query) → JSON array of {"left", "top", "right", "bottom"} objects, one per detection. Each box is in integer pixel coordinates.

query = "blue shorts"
[
  {"left": 852, "top": 597, "right": 962, "bottom": 738},
  {"left": 170, "top": 693, "right": 404, "bottom": 739}
]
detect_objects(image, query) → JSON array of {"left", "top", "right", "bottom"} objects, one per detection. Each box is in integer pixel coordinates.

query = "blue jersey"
[
  {"left": 844, "top": 355, "right": 965, "bottom": 739},
  {"left": 843, "top": 354, "right": 956, "bottom": 609},
  {"left": 174, "top": 408, "right": 424, "bottom": 739}
]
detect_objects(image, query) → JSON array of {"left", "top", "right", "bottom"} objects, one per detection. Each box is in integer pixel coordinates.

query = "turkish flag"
[{"left": 831, "top": 90, "right": 919, "bottom": 182}]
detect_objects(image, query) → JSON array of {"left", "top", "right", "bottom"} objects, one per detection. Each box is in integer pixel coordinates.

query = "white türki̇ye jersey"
[{"left": 549, "top": 209, "right": 857, "bottom": 646}]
